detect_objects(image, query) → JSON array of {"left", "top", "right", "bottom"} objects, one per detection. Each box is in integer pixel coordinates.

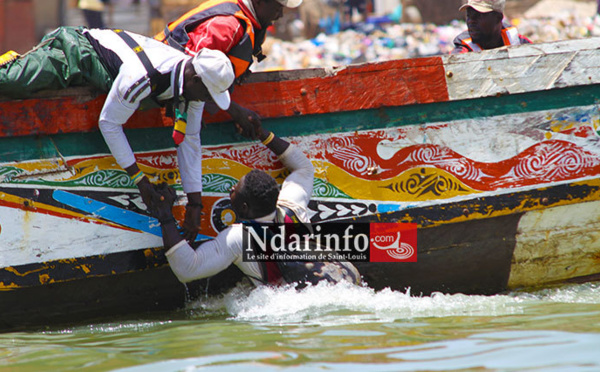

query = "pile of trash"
[
  {"left": 255, "top": 12, "right": 600, "bottom": 71},
  {"left": 517, "top": 15, "right": 600, "bottom": 42}
]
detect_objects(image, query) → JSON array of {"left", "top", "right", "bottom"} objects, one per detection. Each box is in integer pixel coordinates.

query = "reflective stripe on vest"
[
  {"left": 461, "top": 27, "right": 523, "bottom": 52},
  {"left": 501, "top": 27, "right": 522, "bottom": 47},
  {"left": 154, "top": 0, "right": 256, "bottom": 78},
  {"left": 461, "top": 37, "right": 482, "bottom": 52}
]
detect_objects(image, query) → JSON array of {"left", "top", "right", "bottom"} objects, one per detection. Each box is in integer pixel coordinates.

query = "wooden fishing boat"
[{"left": 3, "top": 36, "right": 600, "bottom": 331}]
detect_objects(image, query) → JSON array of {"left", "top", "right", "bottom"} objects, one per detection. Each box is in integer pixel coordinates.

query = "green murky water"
[{"left": 2, "top": 282, "right": 600, "bottom": 371}]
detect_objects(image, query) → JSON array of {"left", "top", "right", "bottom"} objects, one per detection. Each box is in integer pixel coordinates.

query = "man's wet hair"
[{"left": 240, "top": 169, "right": 280, "bottom": 216}]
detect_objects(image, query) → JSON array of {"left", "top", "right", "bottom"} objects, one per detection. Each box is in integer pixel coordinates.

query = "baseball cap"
[
  {"left": 191, "top": 48, "right": 234, "bottom": 110},
  {"left": 275, "top": 0, "right": 303, "bottom": 8},
  {"left": 459, "top": 0, "right": 505, "bottom": 13}
]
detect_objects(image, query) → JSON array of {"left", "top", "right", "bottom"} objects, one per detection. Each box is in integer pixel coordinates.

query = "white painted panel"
[
  {"left": 376, "top": 104, "right": 600, "bottom": 163},
  {"left": 0, "top": 207, "right": 162, "bottom": 268}
]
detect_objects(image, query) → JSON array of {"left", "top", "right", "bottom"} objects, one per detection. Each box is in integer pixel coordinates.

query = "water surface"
[{"left": 2, "top": 282, "right": 600, "bottom": 371}]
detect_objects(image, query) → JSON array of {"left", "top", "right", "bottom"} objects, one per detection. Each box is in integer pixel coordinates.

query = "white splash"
[
  {"left": 515, "top": 282, "right": 600, "bottom": 304},
  {"left": 188, "top": 281, "right": 600, "bottom": 327},
  {"left": 189, "top": 282, "right": 527, "bottom": 326}
]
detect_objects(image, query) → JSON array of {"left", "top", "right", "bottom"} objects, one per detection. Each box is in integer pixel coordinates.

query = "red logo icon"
[{"left": 369, "top": 223, "right": 417, "bottom": 262}]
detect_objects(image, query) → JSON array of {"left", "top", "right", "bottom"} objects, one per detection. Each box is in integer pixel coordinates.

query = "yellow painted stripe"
[
  {"left": 203, "top": 158, "right": 284, "bottom": 180},
  {"left": 320, "top": 164, "right": 478, "bottom": 201}
]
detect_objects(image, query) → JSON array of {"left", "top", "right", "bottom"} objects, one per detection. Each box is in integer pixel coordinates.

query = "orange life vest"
[
  {"left": 460, "top": 27, "right": 522, "bottom": 52},
  {"left": 154, "top": 0, "right": 263, "bottom": 78}
]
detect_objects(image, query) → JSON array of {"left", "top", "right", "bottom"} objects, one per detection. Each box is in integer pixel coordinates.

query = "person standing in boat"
[
  {"left": 0, "top": 27, "right": 235, "bottom": 240},
  {"left": 451, "top": 0, "right": 531, "bottom": 54},
  {"left": 150, "top": 125, "right": 361, "bottom": 287},
  {"left": 154, "top": 0, "right": 302, "bottom": 138}
]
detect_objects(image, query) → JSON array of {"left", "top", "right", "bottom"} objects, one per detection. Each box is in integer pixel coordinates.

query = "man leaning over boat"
[
  {"left": 451, "top": 0, "right": 532, "bottom": 54},
  {"left": 150, "top": 123, "right": 361, "bottom": 288},
  {"left": 0, "top": 26, "right": 241, "bottom": 242}
]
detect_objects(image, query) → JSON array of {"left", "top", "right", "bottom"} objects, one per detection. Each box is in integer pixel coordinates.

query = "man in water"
[{"left": 151, "top": 125, "right": 361, "bottom": 287}]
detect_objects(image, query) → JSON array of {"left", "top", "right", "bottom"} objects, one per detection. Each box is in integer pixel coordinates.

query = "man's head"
[
  {"left": 183, "top": 48, "right": 234, "bottom": 110},
  {"left": 229, "top": 170, "right": 280, "bottom": 220},
  {"left": 459, "top": 0, "right": 504, "bottom": 48},
  {"left": 253, "top": 0, "right": 303, "bottom": 29}
]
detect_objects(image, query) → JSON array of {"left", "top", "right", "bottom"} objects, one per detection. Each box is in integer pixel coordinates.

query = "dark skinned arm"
[
  {"left": 181, "top": 191, "right": 203, "bottom": 243},
  {"left": 124, "top": 163, "right": 160, "bottom": 214},
  {"left": 257, "top": 127, "right": 289, "bottom": 156},
  {"left": 150, "top": 182, "right": 184, "bottom": 249},
  {"left": 162, "top": 220, "right": 184, "bottom": 249}
]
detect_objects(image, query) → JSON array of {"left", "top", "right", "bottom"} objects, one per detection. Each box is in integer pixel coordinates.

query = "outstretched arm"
[
  {"left": 248, "top": 118, "right": 312, "bottom": 193},
  {"left": 256, "top": 127, "right": 314, "bottom": 215},
  {"left": 98, "top": 80, "right": 162, "bottom": 213},
  {"left": 177, "top": 101, "right": 204, "bottom": 242},
  {"left": 144, "top": 183, "right": 183, "bottom": 248},
  {"left": 152, "top": 183, "right": 239, "bottom": 283}
]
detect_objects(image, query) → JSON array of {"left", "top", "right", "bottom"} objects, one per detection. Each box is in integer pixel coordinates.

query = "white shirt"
[
  {"left": 86, "top": 28, "right": 204, "bottom": 193},
  {"left": 165, "top": 144, "right": 314, "bottom": 285}
]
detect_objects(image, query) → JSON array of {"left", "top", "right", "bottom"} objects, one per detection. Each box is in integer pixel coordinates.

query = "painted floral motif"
[
  {"left": 510, "top": 141, "right": 600, "bottom": 182},
  {"left": 0, "top": 166, "right": 23, "bottom": 182},
  {"left": 382, "top": 168, "right": 472, "bottom": 198},
  {"left": 325, "top": 136, "right": 378, "bottom": 176},
  {"left": 203, "top": 143, "right": 279, "bottom": 170},
  {"left": 312, "top": 178, "right": 350, "bottom": 198},
  {"left": 1, "top": 106, "right": 600, "bottom": 205},
  {"left": 202, "top": 174, "right": 237, "bottom": 194}
]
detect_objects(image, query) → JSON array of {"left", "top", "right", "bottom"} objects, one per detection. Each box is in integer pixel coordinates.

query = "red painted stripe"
[
  {"left": 0, "top": 57, "right": 448, "bottom": 138},
  {"left": 0, "top": 94, "right": 168, "bottom": 137},
  {"left": 210, "top": 57, "right": 449, "bottom": 122}
]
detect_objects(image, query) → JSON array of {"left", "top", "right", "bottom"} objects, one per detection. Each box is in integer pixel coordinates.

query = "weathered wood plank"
[
  {"left": 444, "top": 38, "right": 600, "bottom": 100},
  {"left": 509, "top": 200, "right": 600, "bottom": 289}
]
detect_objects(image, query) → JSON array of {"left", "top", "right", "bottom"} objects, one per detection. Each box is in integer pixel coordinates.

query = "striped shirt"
[{"left": 85, "top": 28, "right": 204, "bottom": 194}]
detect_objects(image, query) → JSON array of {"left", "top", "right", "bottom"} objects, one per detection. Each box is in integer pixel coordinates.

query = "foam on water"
[
  {"left": 193, "top": 282, "right": 520, "bottom": 326},
  {"left": 517, "top": 282, "right": 600, "bottom": 304},
  {"left": 188, "top": 281, "right": 600, "bottom": 326}
]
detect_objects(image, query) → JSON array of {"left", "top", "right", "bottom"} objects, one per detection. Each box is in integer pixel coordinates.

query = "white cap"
[
  {"left": 275, "top": 0, "right": 302, "bottom": 8},
  {"left": 191, "top": 48, "right": 234, "bottom": 110}
]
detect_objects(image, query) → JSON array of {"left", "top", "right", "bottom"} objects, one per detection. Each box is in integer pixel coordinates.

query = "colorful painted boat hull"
[{"left": 2, "top": 37, "right": 600, "bottom": 330}]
